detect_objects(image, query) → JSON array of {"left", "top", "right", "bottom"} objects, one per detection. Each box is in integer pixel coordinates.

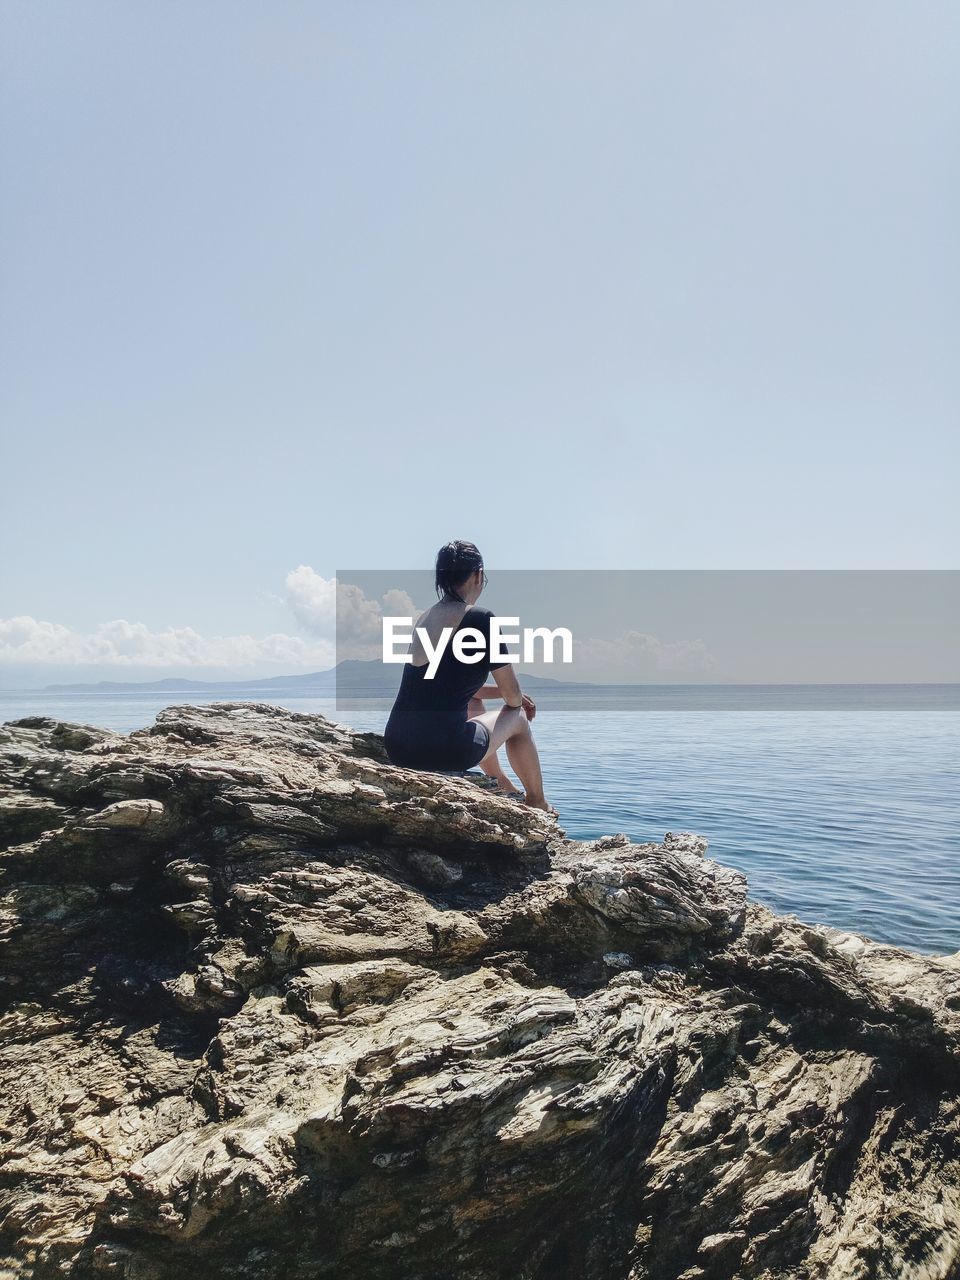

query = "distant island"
[{"left": 43, "top": 660, "right": 572, "bottom": 695}]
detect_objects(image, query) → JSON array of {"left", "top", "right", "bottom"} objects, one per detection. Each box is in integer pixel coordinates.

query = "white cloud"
[
  {"left": 382, "top": 587, "right": 418, "bottom": 620},
  {"left": 574, "top": 631, "right": 716, "bottom": 676},
  {"left": 0, "top": 616, "right": 335, "bottom": 670},
  {"left": 284, "top": 566, "right": 419, "bottom": 658},
  {"left": 0, "top": 569, "right": 423, "bottom": 675},
  {"left": 334, "top": 582, "right": 385, "bottom": 646},
  {"left": 284, "top": 565, "right": 337, "bottom": 635}
]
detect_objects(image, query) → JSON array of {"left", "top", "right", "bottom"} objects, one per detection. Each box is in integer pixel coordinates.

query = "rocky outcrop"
[{"left": 1, "top": 702, "right": 958, "bottom": 1280}]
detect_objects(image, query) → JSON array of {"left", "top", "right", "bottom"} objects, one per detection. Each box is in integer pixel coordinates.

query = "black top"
[{"left": 383, "top": 607, "right": 509, "bottom": 761}]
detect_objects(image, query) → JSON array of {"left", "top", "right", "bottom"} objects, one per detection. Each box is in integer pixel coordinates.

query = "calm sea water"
[{"left": 1, "top": 687, "right": 958, "bottom": 956}]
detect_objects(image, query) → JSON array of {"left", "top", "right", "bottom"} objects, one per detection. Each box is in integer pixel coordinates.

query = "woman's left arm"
[{"left": 473, "top": 680, "right": 537, "bottom": 719}]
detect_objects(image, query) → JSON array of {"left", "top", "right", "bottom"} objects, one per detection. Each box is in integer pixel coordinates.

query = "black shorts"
[{"left": 384, "top": 718, "right": 491, "bottom": 772}]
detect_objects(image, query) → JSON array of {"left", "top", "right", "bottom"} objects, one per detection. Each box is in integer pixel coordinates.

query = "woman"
[{"left": 383, "top": 540, "right": 554, "bottom": 813}]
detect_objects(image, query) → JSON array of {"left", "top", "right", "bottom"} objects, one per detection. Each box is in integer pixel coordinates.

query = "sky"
[{"left": 1, "top": 2, "right": 958, "bottom": 686}]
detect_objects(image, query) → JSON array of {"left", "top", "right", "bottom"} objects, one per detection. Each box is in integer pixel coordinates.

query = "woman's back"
[
  {"left": 383, "top": 605, "right": 507, "bottom": 770},
  {"left": 390, "top": 605, "right": 504, "bottom": 717}
]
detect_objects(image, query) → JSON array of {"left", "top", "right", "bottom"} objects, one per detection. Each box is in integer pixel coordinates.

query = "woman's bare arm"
[
  {"left": 475, "top": 678, "right": 537, "bottom": 714},
  {"left": 472, "top": 684, "right": 504, "bottom": 700},
  {"left": 491, "top": 665, "right": 522, "bottom": 704},
  {"left": 491, "top": 666, "right": 537, "bottom": 718}
]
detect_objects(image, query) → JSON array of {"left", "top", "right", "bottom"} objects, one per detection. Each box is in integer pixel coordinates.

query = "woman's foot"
[
  {"left": 492, "top": 775, "right": 523, "bottom": 797},
  {"left": 523, "top": 793, "right": 558, "bottom": 815}
]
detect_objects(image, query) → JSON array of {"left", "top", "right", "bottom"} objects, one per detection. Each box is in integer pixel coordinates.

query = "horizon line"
[{"left": 5, "top": 679, "right": 960, "bottom": 695}]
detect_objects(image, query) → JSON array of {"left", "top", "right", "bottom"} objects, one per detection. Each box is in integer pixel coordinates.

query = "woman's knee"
[
  {"left": 467, "top": 697, "right": 484, "bottom": 718},
  {"left": 510, "top": 711, "right": 532, "bottom": 738}
]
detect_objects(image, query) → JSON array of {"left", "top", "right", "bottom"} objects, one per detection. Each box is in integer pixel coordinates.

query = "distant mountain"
[
  {"left": 43, "top": 661, "right": 572, "bottom": 695},
  {"left": 43, "top": 676, "right": 238, "bottom": 693},
  {"left": 44, "top": 668, "right": 340, "bottom": 694}
]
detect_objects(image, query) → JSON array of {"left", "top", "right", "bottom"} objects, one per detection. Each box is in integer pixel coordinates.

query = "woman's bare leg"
[
  {"left": 468, "top": 706, "right": 552, "bottom": 811},
  {"left": 467, "top": 697, "right": 520, "bottom": 794}
]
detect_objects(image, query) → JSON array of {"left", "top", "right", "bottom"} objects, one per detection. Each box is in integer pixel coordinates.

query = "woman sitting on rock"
[{"left": 384, "top": 540, "right": 554, "bottom": 813}]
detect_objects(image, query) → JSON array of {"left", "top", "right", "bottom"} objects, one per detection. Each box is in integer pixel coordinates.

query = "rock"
[
  {"left": 0, "top": 702, "right": 958, "bottom": 1279},
  {"left": 572, "top": 836, "right": 747, "bottom": 943},
  {"left": 82, "top": 799, "right": 169, "bottom": 831}
]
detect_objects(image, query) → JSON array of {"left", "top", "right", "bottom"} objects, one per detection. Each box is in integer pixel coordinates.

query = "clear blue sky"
[{"left": 1, "top": 2, "right": 957, "bottom": 683}]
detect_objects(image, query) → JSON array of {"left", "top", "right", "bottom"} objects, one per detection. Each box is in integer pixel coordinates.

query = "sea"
[{"left": 1, "top": 684, "right": 958, "bottom": 957}]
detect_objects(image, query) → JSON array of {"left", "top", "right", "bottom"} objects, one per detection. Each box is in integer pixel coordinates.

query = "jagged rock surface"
[{"left": 1, "top": 703, "right": 958, "bottom": 1280}]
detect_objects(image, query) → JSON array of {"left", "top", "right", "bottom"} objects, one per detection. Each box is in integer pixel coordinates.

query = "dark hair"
[{"left": 435, "top": 540, "right": 484, "bottom": 602}]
